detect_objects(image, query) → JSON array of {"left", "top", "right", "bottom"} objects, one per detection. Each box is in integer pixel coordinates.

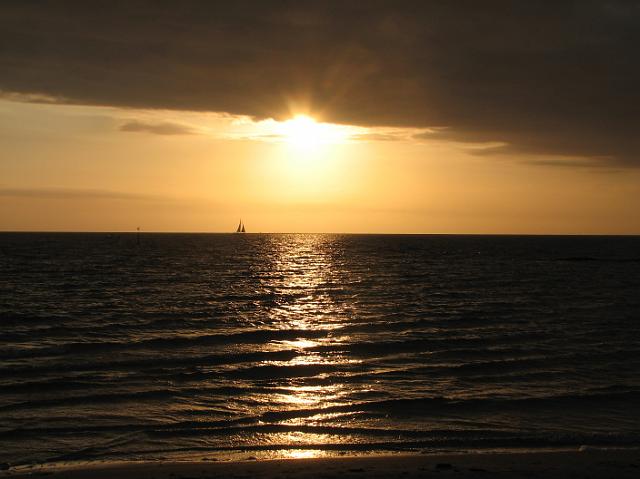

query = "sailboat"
[{"left": 236, "top": 219, "right": 246, "bottom": 233}]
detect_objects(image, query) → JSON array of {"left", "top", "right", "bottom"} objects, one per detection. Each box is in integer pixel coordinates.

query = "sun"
[
  {"left": 279, "top": 115, "right": 348, "bottom": 150},
  {"left": 282, "top": 115, "right": 320, "bottom": 149}
]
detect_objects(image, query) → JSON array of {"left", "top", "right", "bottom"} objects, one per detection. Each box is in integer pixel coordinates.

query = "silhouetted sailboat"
[{"left": 236, "top": 219, "right": 246, "bottom": 233}]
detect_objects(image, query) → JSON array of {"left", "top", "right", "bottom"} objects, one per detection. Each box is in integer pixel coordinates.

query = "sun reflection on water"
[
  {"left": 261, "top": 234, "right": 353, "bottom": 332},
  {"left": 280, "top": 338, "right": 319, "bottom": 349},
  {"left": 276, "top": 384, "right": 345, "bottom": 408},
  {"left": 284, "top": 449, "right": 323, "bottom": 459},
  {"left": 247, "top": 235, "right": 364, "bottom": 452}
]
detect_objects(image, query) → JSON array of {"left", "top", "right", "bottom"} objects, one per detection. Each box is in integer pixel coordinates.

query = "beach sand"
[{"left": 4, "top": 449, "right": 640, "bottom": 479}]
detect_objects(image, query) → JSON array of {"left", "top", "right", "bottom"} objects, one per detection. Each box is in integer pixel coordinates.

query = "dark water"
[{"left": 1, "top": 233, "right": 640, "bottom": 466}]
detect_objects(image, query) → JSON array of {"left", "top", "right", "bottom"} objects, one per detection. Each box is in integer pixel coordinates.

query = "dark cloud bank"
[{"left": 1, "top": 1, "right": 639, "bottom": 165}]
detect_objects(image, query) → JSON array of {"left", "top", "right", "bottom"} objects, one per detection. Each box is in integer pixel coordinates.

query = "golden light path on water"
[{"left": 248, "top": 234, "right": 366, "bottom": 459}]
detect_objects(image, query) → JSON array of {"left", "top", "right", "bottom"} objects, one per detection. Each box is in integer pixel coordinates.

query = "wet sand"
[{"left": 4, "top": 449, "right": 640, "bottom": 479}]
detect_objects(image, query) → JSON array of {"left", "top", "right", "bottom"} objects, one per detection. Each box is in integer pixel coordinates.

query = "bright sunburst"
[{"left": 278, "top": 115, "right": 349, "bottom": 150}]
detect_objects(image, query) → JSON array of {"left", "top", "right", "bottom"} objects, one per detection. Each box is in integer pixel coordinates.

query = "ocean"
[{"left": 1, "top": 233, "right": 639, "bottom": 466}]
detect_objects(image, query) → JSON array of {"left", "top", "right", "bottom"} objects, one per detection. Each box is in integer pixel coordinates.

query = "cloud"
[
  {"left": 1, "top": 1, "right": 639, "bottom": 165},
  {"left": 0, "top": 187, "right": 159, "bottom": 201},
  {"left": 351, "top": 132, "right": 409, "bottom": 142},
  {"left": 119, "top": 120, "right": 197, "bottom": 135},
  {"left": 523, "top": 158, "right": 617, "bottom": 169}
]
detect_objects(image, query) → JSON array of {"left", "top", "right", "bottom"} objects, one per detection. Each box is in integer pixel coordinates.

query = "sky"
[{"left": 1, "top": 1, "right": 639, "bottom": 234}]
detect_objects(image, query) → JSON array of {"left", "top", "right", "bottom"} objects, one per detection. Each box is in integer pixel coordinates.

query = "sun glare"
[{"left": 279, "top": 115, "right": 349, "bottom": 150}]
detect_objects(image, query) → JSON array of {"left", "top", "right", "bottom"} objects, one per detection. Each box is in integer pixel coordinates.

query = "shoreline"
[{"left": 4, "top": 448, "right": 640, "bottom": 479}]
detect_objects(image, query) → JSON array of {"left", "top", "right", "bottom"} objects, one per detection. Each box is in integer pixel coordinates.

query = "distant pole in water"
[{"left": 137, "top": 226, "right": 140, "bottom": 245}]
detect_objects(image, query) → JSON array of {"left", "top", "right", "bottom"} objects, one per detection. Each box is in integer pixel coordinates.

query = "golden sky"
[
  {"left": 1, "top": 98, "right": 639, "bottom": 234},
  {"left": 2, "top": 2, "right": 640, "bottom": 233}
]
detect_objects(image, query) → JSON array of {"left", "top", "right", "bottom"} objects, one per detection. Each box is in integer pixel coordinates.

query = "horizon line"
[{"left": 1, "top": 230, "right": 639, "bottom": 237}]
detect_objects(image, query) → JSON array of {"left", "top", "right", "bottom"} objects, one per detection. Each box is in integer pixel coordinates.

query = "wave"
[
  {"left": 249, "top": 391, "right": 640, "bottom": 422},
  {"left": 556, "top": 256, "right": 640, "bottom": 263},
  {"left": 15, "top": 430, "right": 640, "bottom": 467},
  {"left": 0, "top": 326, "right": 559, "bottom": 363},
  {"left": 4, "top": 386, "right": 637, "bottom": 419},
  {"left": 0, "top": 328, "right": 339, "bottom": 360}
]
